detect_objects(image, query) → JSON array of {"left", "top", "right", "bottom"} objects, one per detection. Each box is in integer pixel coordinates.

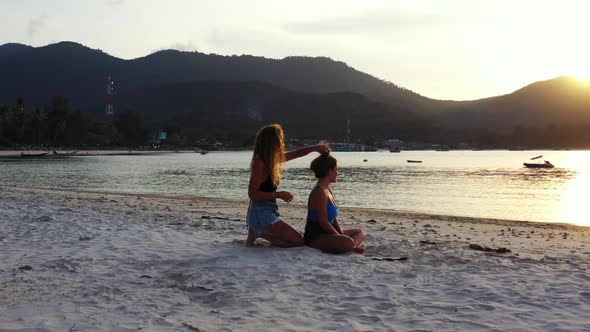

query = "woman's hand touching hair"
[{"left": 314, "top": 144, "right": 331, "bottom": 155}]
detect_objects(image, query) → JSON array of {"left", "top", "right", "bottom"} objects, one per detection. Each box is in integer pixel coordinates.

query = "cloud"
[
  {"left": 106, "top": 0, "right": 125, "bottom": 5},
  {"left": 284, "top": 9, "right": 484, "bottom": 35},
  {"left": 169, "top": 41, "right": 199, "bottom": 52},
  {"left": 27, "top": 14, "right": 48, "bottom": 42},
  {"left": 203, "top": 27, "right": 290, "bottom": 57},
  {"left": 152, "top": 41, "right": 200, "bottom": 53}
]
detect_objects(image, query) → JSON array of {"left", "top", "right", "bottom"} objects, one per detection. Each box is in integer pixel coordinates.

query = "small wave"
[
  {"left": 33, "top": 215, "right": 53, "bottom": 222},
  {"left": 157, "top": 169, "right": 195, "bottom": 176}
]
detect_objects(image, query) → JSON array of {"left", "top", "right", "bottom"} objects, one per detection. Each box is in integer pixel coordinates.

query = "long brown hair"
[{"left": 251, "top": 124, "right": 286, "bottom": 186}]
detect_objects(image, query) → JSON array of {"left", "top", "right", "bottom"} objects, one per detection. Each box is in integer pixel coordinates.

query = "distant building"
[
  {"left": 383, "top": 139, "right": 403, "bottom": 149},
  {"left": 151, "top": 131, "right": 167, "bottom": 147}
]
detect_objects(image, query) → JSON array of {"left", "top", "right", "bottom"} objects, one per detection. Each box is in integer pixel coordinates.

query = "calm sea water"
[{"left": 1, "top": 150, "right": 589, "bottom": 226}]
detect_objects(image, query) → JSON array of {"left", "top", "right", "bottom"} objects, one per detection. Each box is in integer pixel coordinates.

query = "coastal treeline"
[
  {"left": 0, "top": 97, "right": 151, "bottom": 148},
  {"left": 2, "top": 94, "right": 590, "bottom": 149}
]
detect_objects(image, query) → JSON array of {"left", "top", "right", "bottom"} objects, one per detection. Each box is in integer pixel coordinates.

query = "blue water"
[{"left": 1, "top": 150, "right": 589, "bottom": 226}]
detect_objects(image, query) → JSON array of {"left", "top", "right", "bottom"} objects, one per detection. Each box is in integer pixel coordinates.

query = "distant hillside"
[
  {"left": 2, "top": 41, "right": 590, "bottom": 142},
  {"left": 0, "top": 42, "right": 120, "bottom": 110},
  {"left": 0, "top": 41, "right": 432, "bottom": 113},
  {"left": 435, "top": 76, "right": 590, "bottom": 133},
  {"left": 115, "top": 81, "right": 435, "bottom": 142}
]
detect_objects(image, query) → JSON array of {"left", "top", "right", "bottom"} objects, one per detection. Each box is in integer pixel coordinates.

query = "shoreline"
[
  {"left": 0, "top": 149, "right": 217, "bottom": 158},
  {"left": 3, "top": 148, "right": 589, "bottom": 152},
  {"left": 3, "top": 185, "right": 589, "bottom": 230},
  {"left": 1, "top": 185, "right": 589, "bottom": 331}
]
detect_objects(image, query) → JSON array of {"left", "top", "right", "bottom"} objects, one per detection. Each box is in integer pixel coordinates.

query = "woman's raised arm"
[{"left": 284, "top": 144, "right": 330, "bottom": 162}]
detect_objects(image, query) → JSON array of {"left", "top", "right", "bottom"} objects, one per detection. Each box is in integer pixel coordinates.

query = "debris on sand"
[
  {"left": 419, "top": 240, "right": 437, "bottom": 245},
  {"left": 469, "top": 244, "right": 511, "bottom": 254}
]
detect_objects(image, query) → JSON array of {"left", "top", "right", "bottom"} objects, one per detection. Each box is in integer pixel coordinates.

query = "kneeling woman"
[{"left": 304, "top": 154, "right": 366, "bottom": 254}]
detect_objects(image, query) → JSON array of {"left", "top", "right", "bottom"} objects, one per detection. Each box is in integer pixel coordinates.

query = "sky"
[{"left": 1, "top": 0, "right": 590, "bottom": 100}]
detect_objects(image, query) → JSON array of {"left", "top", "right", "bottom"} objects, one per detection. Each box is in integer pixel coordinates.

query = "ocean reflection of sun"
[{"left": 560, "top": 154, "right": 590, "bottom": 226}]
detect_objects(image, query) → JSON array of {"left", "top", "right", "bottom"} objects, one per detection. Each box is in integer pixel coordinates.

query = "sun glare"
[
  {"left": 559, "top": 153, "right": 590, "bottom": 226},
  {"left": 569, "top": 59, "right": 590, "bottom": 82},
  {"left": 573, "top": 73, "right": 590, "bottom": 83}
]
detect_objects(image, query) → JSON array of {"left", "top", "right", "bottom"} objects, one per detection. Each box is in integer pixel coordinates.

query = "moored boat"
[
  {"left": 524, "top": 161, "right": 554, "bottom": 168},
  {"left": 20, "top": 152, "right": 48, "bottom": 158}
]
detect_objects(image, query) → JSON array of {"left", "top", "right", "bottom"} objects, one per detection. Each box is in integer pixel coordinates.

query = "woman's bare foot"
[
  {"left": 246, "top": 227, "right": 256, "bottom": 247},
  {"left": 352, "top": 247, "right": 365, "bottom": 254}
]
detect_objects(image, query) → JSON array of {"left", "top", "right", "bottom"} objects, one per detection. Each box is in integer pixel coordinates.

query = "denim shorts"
[{"left": 247, "top": 201, "right": 281, "bottom": 236}]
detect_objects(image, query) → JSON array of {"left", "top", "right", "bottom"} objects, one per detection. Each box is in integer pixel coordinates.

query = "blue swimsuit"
[
  {"left": 303, "top": 188, "right": 340, "bottom": 246},
  {"left": 307, "top": 199, "right": 339, "bottom": 224}
]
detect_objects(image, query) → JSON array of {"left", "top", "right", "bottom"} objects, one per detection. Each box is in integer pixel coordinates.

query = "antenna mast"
[{"left": 105, "top": 75, "right": 114, "bottom": 122}]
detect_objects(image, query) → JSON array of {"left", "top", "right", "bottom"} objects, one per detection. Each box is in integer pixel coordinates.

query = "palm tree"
[
  {"left": 47, "top": 96, "right": 72, "bottom": 147},
  {"left": 15, "top": 97, "right": 25, "bottom": 142},
  {"left": 0, "top": 105, "right": 6, "bottom": 140},
  {"left": 31, "top": 107, "right": 45, "bottom": 146}
]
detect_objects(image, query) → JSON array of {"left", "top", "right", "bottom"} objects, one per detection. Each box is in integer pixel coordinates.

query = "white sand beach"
[{"left": 1, "top": 186, "right": 589, "bottom": 331}]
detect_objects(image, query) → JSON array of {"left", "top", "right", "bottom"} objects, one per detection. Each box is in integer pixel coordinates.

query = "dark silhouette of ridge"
[
  {"left": 437, "top": 75, "right": 590, "bottom": 132},
  {"left": 0, "top": 41, "right": 430, "bottom": 111},
  {"left": 0, "top": 43, "right": 33, "bottom": 55},
  {"left": 1, "top": 41, "right": 590, "bottom": 137},
  {"left": 113, "top": 80, "right": 428, "bottom": 141}
]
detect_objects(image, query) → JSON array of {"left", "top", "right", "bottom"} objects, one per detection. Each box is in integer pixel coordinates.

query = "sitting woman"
[
  {"left": 304, "top": 154, "right": 366, "bottom": 254},
  {"left": 247, "top": 124, "right": 330, "bottom": 247}
]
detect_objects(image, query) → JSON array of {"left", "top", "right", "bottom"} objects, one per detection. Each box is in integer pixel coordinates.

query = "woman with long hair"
[
  {"left": 247, "top": 124, "right": 329, "bottom": 247},
  {"left": 304, "top": 154, "right": 366, "bottom": 253}
]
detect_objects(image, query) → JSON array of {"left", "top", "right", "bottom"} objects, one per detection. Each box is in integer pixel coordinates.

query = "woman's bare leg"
[
  {"left": 310, "top": 234, "right": 355, "bottom": 254},
  {"left": 262, "top": 220, "right": 304, "bottom": 247},
  {"left": 246, "top": 226, "right": 257, "bottom": 247},
  {"left": 343, "top": 228, "right": 366, "bottom": 247}
]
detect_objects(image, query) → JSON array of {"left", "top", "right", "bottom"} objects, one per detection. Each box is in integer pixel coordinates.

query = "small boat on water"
[
  {"left": 20, "top": 152, "right": 48, "bottom": 158},
  {"left": 407, "top": 160, "right": 422, "bottom": 163},
  {"left": 524, "top": 160, "right": 554, "bottom": 168}
]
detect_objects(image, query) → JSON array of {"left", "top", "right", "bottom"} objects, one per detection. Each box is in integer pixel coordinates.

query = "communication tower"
[
  {"left": 105, "top": 75, "right": 114, "bottom": 122},
  {"left": 346, "top": 114, "right": 351, "bottom": 142}
]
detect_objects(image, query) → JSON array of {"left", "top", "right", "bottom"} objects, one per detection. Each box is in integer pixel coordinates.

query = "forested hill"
[
  {"left": 0, "top": 41, "right": 432, "bottom": 112},
  {"left": 114, "top": 80, "right": 435, "bottom": 143},
  {"left": 2, "top": 41, "right": 590, "bottom": 148},
  {"left": 435, "top": 76, "right": 590, "bottom": 132}
]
